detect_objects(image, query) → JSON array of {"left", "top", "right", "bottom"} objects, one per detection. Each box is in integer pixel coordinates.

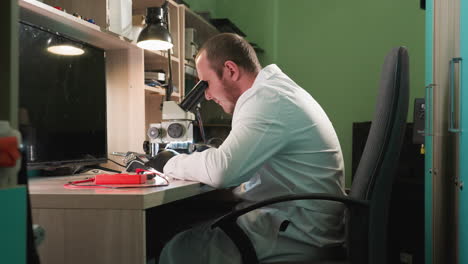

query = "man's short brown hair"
[{"left": 197, "top": 33, "right": 261, "bottom": 78}]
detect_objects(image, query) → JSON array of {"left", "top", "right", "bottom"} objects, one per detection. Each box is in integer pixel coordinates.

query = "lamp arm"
[
  {"left": 163, "top": 0, "right": 173, "bottom": 101},
  {"left": 166, "top": 48, "right": 173, "bottom": 101}
]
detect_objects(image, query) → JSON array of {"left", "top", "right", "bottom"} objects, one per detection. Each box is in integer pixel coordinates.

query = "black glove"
[
  {"left": 145, "top": 149, "right": 179, "bottom": 173},
  {"left": 190, "top": 143, "right": 213, "bottom": 152}
]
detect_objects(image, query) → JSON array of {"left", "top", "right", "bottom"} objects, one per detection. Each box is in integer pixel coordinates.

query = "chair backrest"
[{"left": 347, "top": 47, "right": 409, "bottom": 264}]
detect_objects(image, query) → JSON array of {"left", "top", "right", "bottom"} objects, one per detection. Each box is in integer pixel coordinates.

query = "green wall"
[
  {"left": 186, "top": 0, "right": 425, "bottom": 186},
  {"left": 186, "top": 0, "right": 278, "bottom": 65}
]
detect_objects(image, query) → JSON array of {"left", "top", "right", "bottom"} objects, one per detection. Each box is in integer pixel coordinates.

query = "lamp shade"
[{"left": 137, "top": 7, "right": 173, "bottom": 51}]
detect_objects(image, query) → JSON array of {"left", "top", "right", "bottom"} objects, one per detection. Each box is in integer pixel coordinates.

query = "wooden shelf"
[
  {"left": 145, "top": 85, "right": 166, "bottom": 94},
  {"left": 185, "top": 59, "right": 195, "bottom": 67},
  {"left": 19, "top": 0, "right": 183, "bottom": 57},
  {"left": 132, "top": 0, "right": 166, "bottom": 11},
  {"left": 19, "top": 0, "right": 137, "bottom": 51},
  {"left": 184, "top": 64, "right": 197, "bottom": 77},
  {"left": 144, "top": 49, "right": 180, "bottom": 64},
  {"left": 144, "top": 85, "right": 180, "bottom": 97}
]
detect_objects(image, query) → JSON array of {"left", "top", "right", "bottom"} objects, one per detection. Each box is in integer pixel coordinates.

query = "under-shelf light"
[{"left": 46, "top": 37, "right": 84, "bottom": 56}]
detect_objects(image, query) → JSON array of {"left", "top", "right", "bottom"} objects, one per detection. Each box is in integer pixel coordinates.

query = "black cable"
[
  {"left": 107, "top": 158, "right": 126, "bottom": 168},
  {"left": 163, "top": 0, "right": 173, "bottom": 101},
  {"left": 86, "top": 165, "right": 121, "bottom": 173},
  {"left": 196, "top": 107, "right": 206, "bottom": 143}
]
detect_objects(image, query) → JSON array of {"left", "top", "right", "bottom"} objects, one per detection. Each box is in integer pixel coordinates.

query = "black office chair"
[{"left": 211, "top": 46, "right": 410, "bottom": 264}]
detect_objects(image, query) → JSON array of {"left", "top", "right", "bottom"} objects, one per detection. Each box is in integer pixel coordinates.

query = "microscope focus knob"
[
  {"left": 147, "top": 126, "right": 160, "bottom": 139},
  {"left": 167, "top": 123, "right": 184, "bottom": 138}
]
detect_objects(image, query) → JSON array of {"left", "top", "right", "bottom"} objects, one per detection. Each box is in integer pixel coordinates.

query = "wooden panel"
[
  {"left": 63, "top": 209, "right": 145, "bottom": 264},
  {"left": 33, "top": 208, "right": 146, "bottom": 264},
  {"left": 127, "top": 48, "right": 147, "bottom": 152},
  {"left": 106, "top": 48, "right": 145, "bottom": 166},
  {"left": 132, "top": 0, "right": 165, "bottom": 10},
  {"left": 19, "top": 0, "right": 135, "bottom": 50},
  {"left": 29, "top": 175, "right": 204, "bottom": 209},
  {"left": 168, "top": 0, "right": 180, "bottom": 58},
  {"left": 145, "top": 90, "right": 163, "bottom": 136},
  {"left": 43, "top": 0, "right": 107, "bottom": 29},
  {"left": 106, "top": 49, "right": 132, "bottom": 169},
  {"left": 31, "top": 193, "right": 144, "bottom": 210},
  {"left": 178, "top": 4, "right": 186, "bottom": 97},
  {"left": 33, "top": 209, "right": 66, "bottom": 264}
]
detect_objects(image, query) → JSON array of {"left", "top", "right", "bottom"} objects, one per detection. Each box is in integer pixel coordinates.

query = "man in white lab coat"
[{"left": 159, "top": 33, "right": 346, "bottom": 263}]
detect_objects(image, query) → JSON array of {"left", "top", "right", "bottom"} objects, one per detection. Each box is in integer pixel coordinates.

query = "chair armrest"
[
  {"left": 210, "top": 193, "right": 368, "bottom": 264},
  {"left": 212, "top": 193, "right": 368, "bottom": 228}
]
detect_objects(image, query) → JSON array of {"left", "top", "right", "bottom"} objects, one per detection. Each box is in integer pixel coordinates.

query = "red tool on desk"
[
  {"left": 94, "top": 173, "right": 146, "bottom": 184},
  {"left": 64, "top": 169, "right": 169, "bottom": 189}
]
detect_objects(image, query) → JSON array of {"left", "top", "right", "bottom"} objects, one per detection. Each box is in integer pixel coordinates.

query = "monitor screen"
[{"left": 18, "top": 21, "right": 107, "bottom": 169}]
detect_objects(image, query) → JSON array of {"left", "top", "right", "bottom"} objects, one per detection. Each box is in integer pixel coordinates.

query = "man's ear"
[{"left": 224, "top": 61, "right": 240, "bottom": 81}]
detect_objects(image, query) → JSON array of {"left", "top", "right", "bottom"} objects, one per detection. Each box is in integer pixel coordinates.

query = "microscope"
[
  {"left": 146, "top": 80, "right": 208, "bottom": 156},
  {"left": 119, "top": 80, "right": 207, "bottom": 172}
]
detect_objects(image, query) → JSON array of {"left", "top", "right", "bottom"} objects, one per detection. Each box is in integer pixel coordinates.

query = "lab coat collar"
[
  {"left": 233, "top": 64, "right": 282, "bottom": 118},
  {"left": 251, "top": 64, "right": 282, "bottom": 89}
]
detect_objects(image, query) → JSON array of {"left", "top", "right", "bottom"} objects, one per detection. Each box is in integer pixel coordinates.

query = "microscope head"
[{"left": 146, "top": 80, "right": 208, "bottom": 150}]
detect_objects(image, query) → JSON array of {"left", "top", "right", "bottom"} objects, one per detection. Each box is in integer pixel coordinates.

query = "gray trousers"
[{"left": 159, "top": 220, "right": 341, "bottom": 264}]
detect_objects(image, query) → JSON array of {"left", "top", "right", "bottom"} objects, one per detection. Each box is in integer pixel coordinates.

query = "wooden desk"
[{"left": 29, "top": 175, "right": 206, "bottom": 264}]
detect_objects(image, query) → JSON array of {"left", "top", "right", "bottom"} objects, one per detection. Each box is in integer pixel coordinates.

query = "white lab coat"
[{"left": 162, "top": 64, "right": 346, "bottom": 263}]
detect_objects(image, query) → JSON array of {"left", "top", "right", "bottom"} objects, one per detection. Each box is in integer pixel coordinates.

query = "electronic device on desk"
[
  {"left": 18, "top": 21, "right": 107, "bottom": 174},
  {"left": 111, "top": 151, "right": 150, "bottom": 172},
  {"left": 146, "top": 80, "right": 208, "bottom": 155}
]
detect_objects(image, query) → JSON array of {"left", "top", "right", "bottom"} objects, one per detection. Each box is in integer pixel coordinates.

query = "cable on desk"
[{"left": 107, "top": 158, "right": 126, "bottom": 168}]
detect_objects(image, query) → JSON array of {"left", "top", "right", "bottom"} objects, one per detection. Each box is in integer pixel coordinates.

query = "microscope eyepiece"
[{"left": 179, "top": 80, "right": 208, "bottom": 113}]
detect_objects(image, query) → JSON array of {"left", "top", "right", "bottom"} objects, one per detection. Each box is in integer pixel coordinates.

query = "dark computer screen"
[{"left": 18, "top": 21, "right": 107, "bottom": 169}]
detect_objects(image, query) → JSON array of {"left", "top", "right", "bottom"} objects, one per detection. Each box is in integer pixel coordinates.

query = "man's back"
[
  {"left": 230, "top": 64, "right": 346, "bottom": 252},
  {"left": 162, "top": 64, "right": 346, "bottom": 263}
]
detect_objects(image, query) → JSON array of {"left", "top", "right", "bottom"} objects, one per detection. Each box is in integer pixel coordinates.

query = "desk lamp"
[
  {"left": 135, "top": 2, "right": 209, "bottom": 157},
  {"left": 137, "top": 1, "right": 174, "bottom": 101}
]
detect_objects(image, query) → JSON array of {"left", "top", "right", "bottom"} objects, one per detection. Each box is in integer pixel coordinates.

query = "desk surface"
[{"left": 29, "top": 175, "right": 205, "bottom": 210}]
